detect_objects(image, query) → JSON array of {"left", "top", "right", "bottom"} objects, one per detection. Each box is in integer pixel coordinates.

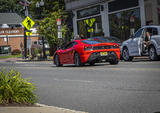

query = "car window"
[
  {"left": 63, "top": 42, "right": 77, "bottom": 49},
  {"left": 152, "top": 28, "right": 158, "bottom": 35},
  {"left": 81, "top": 40, "right": 101, "bottom": 44},
  {"left": 134, "top": 28, "right": 143, "bottom": 38}
]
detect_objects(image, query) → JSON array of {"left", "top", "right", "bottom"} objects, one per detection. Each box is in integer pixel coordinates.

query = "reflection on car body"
[{"left": 88, "top": 36, "right": 122, "bottom": 46}]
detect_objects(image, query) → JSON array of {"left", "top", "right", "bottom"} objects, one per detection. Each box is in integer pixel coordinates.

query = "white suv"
[{"left": 121, "top": 25, "right": 160, "bottom": 61}]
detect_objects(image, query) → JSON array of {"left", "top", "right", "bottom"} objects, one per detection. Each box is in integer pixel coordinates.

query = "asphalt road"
[{"left": 0, "top": 58, "right": 160, "bottom": 113}]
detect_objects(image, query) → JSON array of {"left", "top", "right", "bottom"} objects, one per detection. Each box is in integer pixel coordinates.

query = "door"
[
  {"left": 59, "top": 42, "right": 77, "bottom": 64},
  {"left": 129, "top": 28, "right": 143, "bottom": 56}
]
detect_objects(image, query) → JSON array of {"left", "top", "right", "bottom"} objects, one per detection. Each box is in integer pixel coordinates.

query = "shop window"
[
  {"left": 108, "top": 0, "right": 139, "bottom": 12},
  {"left": 77, "top": 5, "right": 100, "bottom": 19},
  {"left": 158, "top": 0, "right": 160, "bottom": 5},
  {"left": 109, "top": 8, "right": 141, "bottom": 41},
  {"left": 77, "top": 16, "right": 103, "bottom": 38}
]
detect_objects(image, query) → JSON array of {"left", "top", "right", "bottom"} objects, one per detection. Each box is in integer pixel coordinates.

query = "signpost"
[
  {"left": 57, "top": 18, "right": 62, "bottom": 39},
  {"left": 22, "top": 16, "right": 35, "bottom": 59}
]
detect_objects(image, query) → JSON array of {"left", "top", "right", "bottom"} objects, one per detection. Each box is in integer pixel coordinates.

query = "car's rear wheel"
[
  {"left": 149, "top": 46, "right": 158, "bottom": 61},
  {"left": 74, "top": 52, "right": 82, "bottom": 66},
  {"left": 89, "top": 62, "right": 95, "bottom": 66},
  {"left": 109, "top": 54, "right": 119, "bottom": 65},
  {"left": 122, "top": 47, "right": 133, "bottom": 61},
  {"left": 54, "top": 54, "right": 63, "bottom": 67}
]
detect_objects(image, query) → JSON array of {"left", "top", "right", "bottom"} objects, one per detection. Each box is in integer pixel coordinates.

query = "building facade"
[
  {"left": 65, "top": 0, "right": 160, "bottom": 41},
  {"left": 0, "top": 13, "right": 38, "bottom": 54},
  {"left": 0, "top": 28, "right": 38, "bottom": 54}
]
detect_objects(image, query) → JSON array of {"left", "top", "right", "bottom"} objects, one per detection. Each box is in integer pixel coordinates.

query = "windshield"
[
  {"left": 81, "top": 40, "right": 101, "bottom": 44},
  {"left": 107, "top": 37, "right": 121, "bottom": 43}
]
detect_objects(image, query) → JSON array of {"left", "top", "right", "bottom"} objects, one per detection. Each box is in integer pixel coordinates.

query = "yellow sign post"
[{"left": 22, "top": 16, "right": 35, "bottom": 30}]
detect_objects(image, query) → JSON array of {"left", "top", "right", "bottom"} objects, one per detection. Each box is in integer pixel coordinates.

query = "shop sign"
[{"left": 0, "top": 30, "right": 20, "bottom": 34}]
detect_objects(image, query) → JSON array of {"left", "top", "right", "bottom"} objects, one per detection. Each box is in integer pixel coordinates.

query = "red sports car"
[{"left": 53, "top": 39, "right": 120, "bottom": 66}]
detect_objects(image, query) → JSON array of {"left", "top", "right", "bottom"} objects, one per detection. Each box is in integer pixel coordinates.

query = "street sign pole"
[{"left": 24, "top": 0, "right": 28, "bottom": 59}]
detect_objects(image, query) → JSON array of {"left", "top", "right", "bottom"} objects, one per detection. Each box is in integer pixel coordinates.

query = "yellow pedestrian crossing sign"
[{"left": 22, "top": 16, "right": 35, "bottom": 30}]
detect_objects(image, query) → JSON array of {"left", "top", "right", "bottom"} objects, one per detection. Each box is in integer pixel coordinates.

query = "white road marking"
[{"left": 53, "top": 78, "right": 94, "bottom": 83}]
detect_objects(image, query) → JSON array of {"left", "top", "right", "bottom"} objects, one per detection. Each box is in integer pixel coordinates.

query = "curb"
[{"left": 35, "top": 103, "right": 88, "bottom": 113}]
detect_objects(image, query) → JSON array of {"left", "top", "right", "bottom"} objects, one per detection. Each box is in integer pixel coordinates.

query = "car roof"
[{"left": 142, "top": 25, "right": 160, "bottom": 29}]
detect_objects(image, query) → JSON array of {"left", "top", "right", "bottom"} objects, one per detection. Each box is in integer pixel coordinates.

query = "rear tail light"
[
  {"left": 111, "top": 44, "right": 119, "bottom": 49},
  {"left": 84, "top": 46, "right": 93, "bottom": 51}
]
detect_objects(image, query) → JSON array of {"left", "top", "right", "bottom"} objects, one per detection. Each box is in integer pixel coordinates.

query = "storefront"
[
  {"left": 65, "top": 0, "right": 159, "bottom": 41},
  {"left": 77, "top": 5, "right": 103, "bottom": 38},
  {"left": 0, "top": 28, "right": 38, "bottom": 54}
]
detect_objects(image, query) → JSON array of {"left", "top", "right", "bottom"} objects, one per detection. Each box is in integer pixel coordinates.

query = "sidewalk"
[
  {"left": 0, "top": 57, "right": 51, "bottom": 63},
  {"left": 0, "top": 105, "right": 88, "bottom": 113}
]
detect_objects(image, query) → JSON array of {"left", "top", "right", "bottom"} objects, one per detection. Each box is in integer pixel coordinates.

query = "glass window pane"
[
  {"left": 77, "top": 5, "right": 100, "bottom": 19},
  {"left": 77, "top": 16, "right": 103, "bottom": 38},
  {"left": 109, "top": 8, "right": 141, "bottom": 41},
  {"left": 108, "top": 0, "right": 139, "bottom": 12}
]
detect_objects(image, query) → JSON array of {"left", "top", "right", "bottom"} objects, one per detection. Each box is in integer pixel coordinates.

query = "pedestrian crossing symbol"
[{"left": 22, "top": 16, "right": 35, "bottom": 30}]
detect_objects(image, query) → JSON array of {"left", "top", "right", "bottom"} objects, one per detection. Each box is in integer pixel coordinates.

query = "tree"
[
  {"left": 0, "top": 0, "right": 24, "bottom": 16},
  {"left": 29, "top": 0, "right": 72, "bottom": 55},
  {"left": 37, "top": 9, "right": 68, "bottom": 55},
  {"left": 29, "top": 0, "right": 65, "bottom": 19}
]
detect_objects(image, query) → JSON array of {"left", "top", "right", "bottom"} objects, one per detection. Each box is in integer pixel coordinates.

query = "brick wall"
[{"left": 0, "top": 28, "right": 39, "bottom": 52}]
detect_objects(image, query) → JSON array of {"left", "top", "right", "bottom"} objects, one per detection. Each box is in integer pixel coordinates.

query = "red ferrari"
[{"left": 53, "top": 39, "right": 120, "bottom": 66}]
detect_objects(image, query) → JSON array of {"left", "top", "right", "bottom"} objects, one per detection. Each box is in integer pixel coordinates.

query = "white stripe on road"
[{"left": 53, "top": 78, "right": 94, "bottom": 83}]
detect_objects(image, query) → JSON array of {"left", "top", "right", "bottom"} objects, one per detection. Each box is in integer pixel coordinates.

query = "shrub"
[
  {"left": 0, "top": 69, "right": 37, "bottom": 105},
  {"left": 11, "top": 49, "right": 21, "bottom": 55}
]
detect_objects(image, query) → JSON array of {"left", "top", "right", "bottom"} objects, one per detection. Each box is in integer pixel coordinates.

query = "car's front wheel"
[
  {"left": 54, "top": 54, "right": 63, "bottom": 67},
  {"left": 149, "top": 46, "right": 158, "bottom": 61},
  {"left": 74, "top": 52, "right": 83, "bottom": 66},
  {"left": 122, "top": 47, "right": 133, "bottom": 61}
]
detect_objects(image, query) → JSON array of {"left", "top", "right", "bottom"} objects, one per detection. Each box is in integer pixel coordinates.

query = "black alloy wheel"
[
  {"left": 74, "top": 52, "right": 83, "bottom": 66},
  {"left": 109, "top": 53, "right": 119, "bottom": 65},
  {"left": 122, "top": 47, "right": 133, "bottom": 61},
  {"left": 54, "top": 54, "right": 63, "bottom": 67},
  {"left": 89, "top": 62, "right": 95, "bottom": 66}
]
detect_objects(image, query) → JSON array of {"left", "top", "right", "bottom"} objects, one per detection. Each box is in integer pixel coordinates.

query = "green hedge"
[{"left": 0, "top": 69, "right": 37, "bottom": 105}]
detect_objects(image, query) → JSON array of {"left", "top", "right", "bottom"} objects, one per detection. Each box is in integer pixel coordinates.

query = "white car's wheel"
[
  {"left": 149, "top": 46, "right": 158, "bottom": 61},
  {"left": 122, "top": 47, "right": 133, "bottom": 61}
]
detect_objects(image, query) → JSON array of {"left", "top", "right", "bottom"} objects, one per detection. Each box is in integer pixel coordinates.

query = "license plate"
[{"left": 100, "top": 52, "right": 108, "bottom": 56}]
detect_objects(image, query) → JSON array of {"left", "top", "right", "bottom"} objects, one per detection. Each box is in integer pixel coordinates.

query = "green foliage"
[
  {"left": 0, "top": 0, "right": 24, "bottom": 16},
  {"left": 31, "top": 47, "right": 43, "bottom": 59},
  {"left": 29, "top": 0, "right": 65, "bottom": 19},
  {"left": 38, "top": 9, "right": 68, "bottom": 48},
  {"left": 0, "top": 69, "right": 37, "bottom": 105}
]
